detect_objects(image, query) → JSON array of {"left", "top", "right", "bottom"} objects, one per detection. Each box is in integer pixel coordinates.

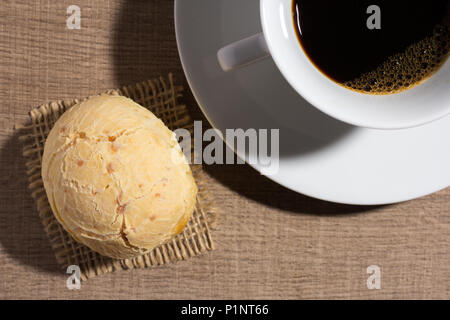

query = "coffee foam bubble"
[{"left": 344, "top": 24, "right": 449, "bottom": 94}]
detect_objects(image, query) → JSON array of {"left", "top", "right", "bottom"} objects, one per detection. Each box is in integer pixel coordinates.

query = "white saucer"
[{"left": 175, "top": 0, "right": 450, "bottom": 205}]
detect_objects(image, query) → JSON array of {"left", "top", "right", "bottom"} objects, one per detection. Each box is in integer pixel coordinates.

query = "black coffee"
[{"left": 292, "top": 0, "right": 450, "bottom": 94}]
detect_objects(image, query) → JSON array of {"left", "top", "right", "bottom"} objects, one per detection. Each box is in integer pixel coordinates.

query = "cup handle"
[{"left": 217, "top": 33, "right": 270, "bottom": 72}]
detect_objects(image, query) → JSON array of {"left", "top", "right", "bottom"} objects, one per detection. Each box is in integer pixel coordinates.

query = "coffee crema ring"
[{"left": 344, "top": 24, "right": 450, "bottom": 94}]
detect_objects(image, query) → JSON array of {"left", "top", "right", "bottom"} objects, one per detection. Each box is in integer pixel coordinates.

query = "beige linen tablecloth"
[{"left": 0, "top": 0, "right": 449, "bottom": 299}]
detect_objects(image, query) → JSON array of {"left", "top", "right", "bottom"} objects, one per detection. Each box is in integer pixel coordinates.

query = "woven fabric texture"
[{"left": 19, "top": 75, "right": 215, "bottom": 281}]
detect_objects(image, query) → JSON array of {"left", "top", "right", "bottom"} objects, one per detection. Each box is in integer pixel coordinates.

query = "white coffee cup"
[{"left": 217, "top": 0, "right": 450, "bottom": 130}]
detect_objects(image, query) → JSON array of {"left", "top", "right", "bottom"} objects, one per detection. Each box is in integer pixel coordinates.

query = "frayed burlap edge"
[{"left": 17, "top": 74, "right": 216, "bottom": 281}]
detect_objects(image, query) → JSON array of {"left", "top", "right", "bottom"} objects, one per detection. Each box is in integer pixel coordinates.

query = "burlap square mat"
[{"left": 18, "top": 74, "right": 216, "bottom": 281}]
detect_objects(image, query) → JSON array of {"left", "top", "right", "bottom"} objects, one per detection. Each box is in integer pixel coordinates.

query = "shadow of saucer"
[
  {"left": 112, "top": 0, "right": 382, "bottom": 215},
  {"left": 112, "top": 0, "right": 207, "bottom": 122},
  {"left": 0, "top": 131, "right": 59, "bottom": 275},
  {"left": 112, "top": 1, "right": 183, "bottom": 85}
]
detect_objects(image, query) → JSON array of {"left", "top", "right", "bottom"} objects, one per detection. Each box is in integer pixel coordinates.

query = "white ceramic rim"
[
  {"left": 260, "top": 0, "right": 450, "bottom": 130},
  {"left": 174, "top": 0, "right": 450, "bottom": 205}
]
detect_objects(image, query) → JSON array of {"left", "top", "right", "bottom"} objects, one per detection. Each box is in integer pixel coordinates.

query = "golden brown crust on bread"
[{"left": 42, "top": 95, "right": 197, "bottom": 259}]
